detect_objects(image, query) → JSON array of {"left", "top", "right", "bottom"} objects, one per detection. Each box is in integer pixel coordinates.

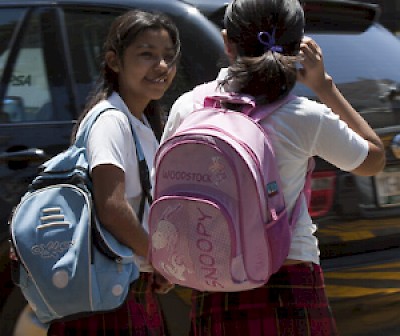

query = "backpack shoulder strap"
[
  {"left": 288, "top": 158, "right": 315, "bottom": 229},
  {"left": 131, "top": 125, "right": 153, "bottom": 222},
  {"left": 250, "top": 94, "right": 297, "bottom": 122},
  {"left": 74, "top": 102, "right": 117, "bottom": 148}
]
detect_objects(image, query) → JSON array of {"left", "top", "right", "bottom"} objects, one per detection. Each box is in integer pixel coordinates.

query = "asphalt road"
[{"left": 322, "top": 247, "right": 400, "bottom": 336}]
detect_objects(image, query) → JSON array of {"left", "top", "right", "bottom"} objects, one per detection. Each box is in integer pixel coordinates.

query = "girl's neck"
[
  {"left": 120, "top": 93, "right": 149, "bottom": 122},
  {"left": 129, "top": 104, "right": 146, "bottom": 122}
]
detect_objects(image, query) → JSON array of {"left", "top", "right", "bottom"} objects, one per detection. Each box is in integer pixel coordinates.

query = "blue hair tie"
[{"left": 258, "top": 29, "right": 283, "bottom": 53}]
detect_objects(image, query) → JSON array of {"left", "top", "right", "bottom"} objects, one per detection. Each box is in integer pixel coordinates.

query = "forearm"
[
  {"left": 298, "top": 36, "right": 385, "bottom": 175},
  {"left": 97, "top": 199, "right": 149, "bottom": 258},
  {"left": 314, "top": 76, "right": 382, "bottom": 147},
  {"left": 314, "top": 76, "right": 385, "bottom": 175},
  {"left": 91, "top": 164, "right": 150, "bottom": 258}
]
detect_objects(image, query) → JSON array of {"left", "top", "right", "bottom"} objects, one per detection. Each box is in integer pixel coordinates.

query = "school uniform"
[
  {"left": 48, "top": 93, "right": 165, "bottom": 336},
  {"left": 162, "top": 69, "right": 368, "bottom": 336}
]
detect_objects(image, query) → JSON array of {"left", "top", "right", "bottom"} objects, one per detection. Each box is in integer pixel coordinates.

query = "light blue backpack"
[{"left": 9, "top": 103, "right": 147, "bottom": 324}]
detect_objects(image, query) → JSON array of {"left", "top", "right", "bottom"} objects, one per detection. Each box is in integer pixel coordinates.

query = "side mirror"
[{"left": 1, "top": 96, "right": 24, "bottom": 122}]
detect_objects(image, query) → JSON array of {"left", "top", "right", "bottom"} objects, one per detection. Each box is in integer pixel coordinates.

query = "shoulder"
[
  {"left": 170, "top": 90, "right": 195, "bottom": 115},
  {"left": 268, "top": 96, "right": 328, "bottom": 126},
  {"left": 169, "top": 80, "right": 222, "bottom": 119},
  {"left": 97, "top": 109, "right": 129, "bottom": 126},
  {"left": 281, "top": 96, "right": 341, "bottom": 129},
  {"left": 288, "top": 96, "right": 330, "bottom": 117},
  {"left": 79, "top": 102, "right": 131, "bottom": 142},
  {"left": 162, "top": 90, "right": 195, "bottom": 142},
  {"left": 91, "top": 102, "right": 130, "bottom": 128}
]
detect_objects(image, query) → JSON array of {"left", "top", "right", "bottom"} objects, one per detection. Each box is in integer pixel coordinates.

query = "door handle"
[{"left": 0, "top": 148, "right": 47, "bottom": 162}]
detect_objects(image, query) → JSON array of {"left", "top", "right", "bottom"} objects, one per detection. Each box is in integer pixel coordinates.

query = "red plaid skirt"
[
  {"left": 47, "top": 273, "right": 166, "bottom": 336},
  {"left": 190, "top": 263, "right": 338, "bottom": 336}
]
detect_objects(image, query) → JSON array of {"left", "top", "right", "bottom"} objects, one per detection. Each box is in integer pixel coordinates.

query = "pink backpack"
[{"left": 149, "top": 81, "right": 312, "bottom": 292}]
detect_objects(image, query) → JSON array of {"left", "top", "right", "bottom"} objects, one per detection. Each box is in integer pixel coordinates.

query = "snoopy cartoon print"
[
  {"left": 151, "top": 218, "right": 193, "bottom": 281},
  {"left": 151, "top": 219, "right": 178, "bottom": 251}
]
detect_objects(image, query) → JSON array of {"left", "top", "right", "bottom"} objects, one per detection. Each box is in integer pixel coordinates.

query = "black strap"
[
  {"left": 137, "top": 155, "right": 152, "bottom": 223},
  {"left": 130, "top": 124, "right": 153, "bottom": 223}
]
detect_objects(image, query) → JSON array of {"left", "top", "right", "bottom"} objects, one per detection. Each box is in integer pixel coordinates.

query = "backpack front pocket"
[{"left": 149, "top": 196, "right": 243, "bottom": 292}]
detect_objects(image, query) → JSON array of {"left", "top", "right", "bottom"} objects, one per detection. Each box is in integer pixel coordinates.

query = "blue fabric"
[{"left": 10, "top": 105, "right": 140, "bottom": 323}]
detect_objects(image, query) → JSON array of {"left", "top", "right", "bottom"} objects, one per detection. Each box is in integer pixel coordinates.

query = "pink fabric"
[{"left": 149, "top": 81, "right": 304, "bottom": 292}]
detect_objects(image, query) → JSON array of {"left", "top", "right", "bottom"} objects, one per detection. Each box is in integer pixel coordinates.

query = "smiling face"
[{"left": 106, "top": 28, "right": 177, "bottom": 115}]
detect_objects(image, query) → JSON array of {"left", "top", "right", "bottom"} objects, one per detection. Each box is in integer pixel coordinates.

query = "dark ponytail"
[{"left": 222, "top": 0, "right": 304, "bottom": 103}]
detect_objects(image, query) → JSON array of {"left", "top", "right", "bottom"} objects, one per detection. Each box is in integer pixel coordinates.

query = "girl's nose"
[{"left": 155, "top": 58, "right": 169, "bottom": 69}]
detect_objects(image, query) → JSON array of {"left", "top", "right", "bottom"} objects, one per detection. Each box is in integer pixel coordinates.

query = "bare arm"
[
  {"left": 297, "top": 36, "right": 385, "bottom": 176},
  {"left": 91, "top": 164, "right": 149, "bottom": 258}
]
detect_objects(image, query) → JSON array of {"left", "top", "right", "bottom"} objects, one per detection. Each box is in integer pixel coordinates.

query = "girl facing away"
[
  {"left": 161, "top": 0, "right": 385, "bottom": 335},
  {"left": 48, "top": 9, "right": 180, "bottom": 336}
]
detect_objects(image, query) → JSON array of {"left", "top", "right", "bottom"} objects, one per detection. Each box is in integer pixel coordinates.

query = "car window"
[
  {"left": 293, "top": 24, "right": 400, "bottom": 128},
  {"left": 0, "top": 8, "right": 30, "bottom": 123},
  {"left": 5, "top": 19, "right": 51, "bottom": 122},
  {"left": 0, "top": 7, "right": 74, "bottom": 123},
  {"left": 63, "top": 9, "right": 117, "bottom": 111}
]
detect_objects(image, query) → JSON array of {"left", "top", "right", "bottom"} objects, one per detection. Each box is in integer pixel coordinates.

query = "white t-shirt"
[
  {"left": 162, "top": 69, "right": 369, "bottom": 264},
  {"left": 77, "top": 92, "right": 159, "bottom": 271}
]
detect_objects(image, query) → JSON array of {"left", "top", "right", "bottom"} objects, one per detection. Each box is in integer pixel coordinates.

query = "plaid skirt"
[
  {"left": 190, "top": 263, "right": 338, "bottom": 336},
  {"left": 47, "top": 273, "right": 166, "bottom": 336}
]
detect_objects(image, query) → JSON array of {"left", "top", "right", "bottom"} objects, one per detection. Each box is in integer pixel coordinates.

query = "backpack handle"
[
  {"left": 194, "top": 81, "right": 296, "bottom": 122},
  {"left": 204, "top": 94, "right": 256, "bottom": 116}
]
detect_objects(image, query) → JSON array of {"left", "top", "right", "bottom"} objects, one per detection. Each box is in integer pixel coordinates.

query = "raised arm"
[{"left": 297, "top": 36, "right": 385, "bottom": 176}]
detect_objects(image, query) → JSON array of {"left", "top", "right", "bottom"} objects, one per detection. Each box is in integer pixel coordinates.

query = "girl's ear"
[
  {"left": 221, "top": 29, "right": 238, "bottom": 62},
  {"left": 105, "top": 51, "right": 120, "bottom": 73}
]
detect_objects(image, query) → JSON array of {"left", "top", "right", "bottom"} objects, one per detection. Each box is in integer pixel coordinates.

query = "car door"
[{"left": 0, "top": 6, "right": 77, "bottom": 236}]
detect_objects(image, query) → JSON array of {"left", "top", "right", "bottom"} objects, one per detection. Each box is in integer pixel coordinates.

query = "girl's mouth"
[{"left": 147, "top": 76, "right": 167, "bottom": 83}]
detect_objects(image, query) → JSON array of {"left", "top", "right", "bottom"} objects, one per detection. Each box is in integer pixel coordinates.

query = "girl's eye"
[
  {"left": 164, "top": 54, "right": 176, "bottom": 64},
  {"left": 141, "top": 52, "right": 156, "bottom": 59},
  {"left": 138, "top": 51, "right": 175, "bottom": 64}
]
